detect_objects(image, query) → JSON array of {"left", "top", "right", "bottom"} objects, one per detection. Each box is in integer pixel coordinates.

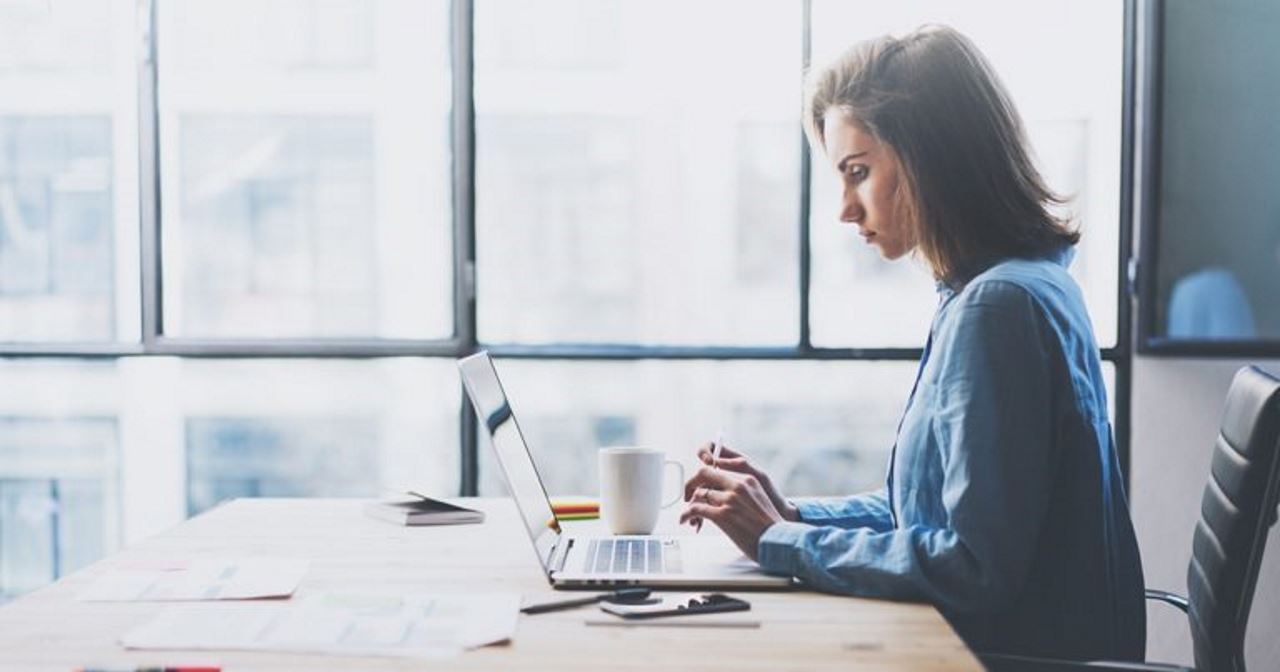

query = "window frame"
[
  {"left": 0, "top": 0, "right": 1136, "bottom": 493},
  {"left": 1132, "top": 0, "right": 1280, "bottom": 358}
]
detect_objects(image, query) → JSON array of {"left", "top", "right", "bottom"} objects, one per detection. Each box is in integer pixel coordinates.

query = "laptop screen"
[{"left": 457, "top": 352, "right": 561, "bottom": 574}]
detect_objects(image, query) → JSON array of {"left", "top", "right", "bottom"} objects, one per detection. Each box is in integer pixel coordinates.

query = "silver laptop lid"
[{"left": 457, "top": 351, "right": 561, "bottom": 577}]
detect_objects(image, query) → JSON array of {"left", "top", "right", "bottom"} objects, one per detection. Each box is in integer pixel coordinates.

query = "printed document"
[
  {"left": 120, "top": 592, "right": 520, "bottom": 660},
  {"left": 78, "top": 558, "right": 309, "bottom": 601}
]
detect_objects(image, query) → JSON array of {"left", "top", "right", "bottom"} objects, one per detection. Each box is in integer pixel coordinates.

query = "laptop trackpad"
[{"left": 680, "top": 536, "right": 764, "bottom": 575}]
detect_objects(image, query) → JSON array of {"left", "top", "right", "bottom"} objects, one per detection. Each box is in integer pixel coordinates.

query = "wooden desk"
[{"left": 0, "top": 498, "right": 981, "bottom": 671}]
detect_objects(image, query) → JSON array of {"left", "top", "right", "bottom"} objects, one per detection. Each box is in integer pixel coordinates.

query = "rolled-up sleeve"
[{"left": 756, "top": 282, "right": 1057, "bottom": 615}]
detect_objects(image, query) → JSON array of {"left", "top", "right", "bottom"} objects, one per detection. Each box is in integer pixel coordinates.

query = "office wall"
[{"left": 1131, "top": 357, "right": 1280, "bottom": 667}]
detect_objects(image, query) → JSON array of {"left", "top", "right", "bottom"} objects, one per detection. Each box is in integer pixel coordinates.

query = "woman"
[{"left": 680, "top": 25, "right": 1145, "bottom": 662}]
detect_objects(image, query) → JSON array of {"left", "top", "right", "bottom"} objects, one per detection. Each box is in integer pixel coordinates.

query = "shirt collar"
[
  {"left": 933, "top": 244, "right": 1076, "bottom": 298},
  {"left": 1047, "top": 243, "right": 1076, "bottom": 269}
]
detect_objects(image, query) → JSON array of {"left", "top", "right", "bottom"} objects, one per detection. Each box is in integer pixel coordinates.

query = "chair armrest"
[
  {"left": 980, "top": 653, "right": 1192, "bottom": 672},
  {"left": 1145, "top": 589, "right": 1190, "bottom": 614}
]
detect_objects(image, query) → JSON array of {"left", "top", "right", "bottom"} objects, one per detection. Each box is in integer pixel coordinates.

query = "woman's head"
[{"left": 804, "top": 25, "right": 1078, "bottom": 284}]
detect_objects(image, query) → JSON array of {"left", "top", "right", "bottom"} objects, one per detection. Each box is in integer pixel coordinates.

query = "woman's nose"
[{"left": 839, "top": 190, "right": 864, "bottom": 224}]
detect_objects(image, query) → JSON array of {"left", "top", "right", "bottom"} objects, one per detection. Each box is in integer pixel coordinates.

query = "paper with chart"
[
  {"left": 120, "top": 592, "right": 521, "bottom": 660},
  {"left": 77, "top": 558, "right": 309, "bottom": 602}
]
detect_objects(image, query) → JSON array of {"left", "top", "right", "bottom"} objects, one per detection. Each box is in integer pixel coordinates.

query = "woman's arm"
[
  {"left": 755, "top": 282, "right": 1058, "bottom": 614},
  {"left": 789, "top": 489, "right": 894, "bottom": 532}
]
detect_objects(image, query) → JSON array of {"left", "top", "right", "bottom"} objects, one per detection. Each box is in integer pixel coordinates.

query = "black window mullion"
[
  {"left": 145, "top": 339, "right": 467, "bottom": 358},
  {"left": 0, "top": 344, "right": 143, "bottom": 358},
  {"left": 798, "top": 0, "right": 814, "bottom": 351},
  {"left": 138, "top": 0, "right": 162, "bottom": 348},
  {"left": 453, "top": 0, "right": 479, "bottom": 497},
  {"left": 1114, "top": 0, "right": 1139, "bottom": 490},
  {"left": 484, "top": 343, "right": 925, "bottom": 361}
]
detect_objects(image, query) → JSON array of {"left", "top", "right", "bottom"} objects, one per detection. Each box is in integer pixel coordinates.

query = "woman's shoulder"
[
  {"left": 941, "top": 247, "right": 1096, "bottom": 357},
  {"left": 956, "top": 247, "right": 1082, "bottom": 315}
]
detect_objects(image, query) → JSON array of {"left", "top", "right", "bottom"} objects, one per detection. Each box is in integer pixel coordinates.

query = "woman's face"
[{"left": 822, "top": 110, "right": 917, "bottom": 260}]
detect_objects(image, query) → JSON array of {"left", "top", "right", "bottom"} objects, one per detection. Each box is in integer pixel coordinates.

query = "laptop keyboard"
[{"left": 583, "top": 538, "right": 679, "bottom": 574}]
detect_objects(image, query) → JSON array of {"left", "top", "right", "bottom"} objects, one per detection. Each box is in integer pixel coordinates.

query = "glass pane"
[
  {"left": 0, "top": 360, "right": 121, "bottom": 601},
  {"left": 0, "top": 357, "right": 460, "bottom": 598},
  {"left": 180, "top": 358, "right": 460, "bottom": 515},
  {"left": 477, "top": 359, "right": 917, "bottom": 499},
  {"left": 0, "top": 0, "right": 139, "bottom": 342},
  {"left": 809, "top": 1, "right": 1122, "bottom": 348},
  {"left": 1102, "top": 361, "right": 1117, "bottom": 430},
  {"left": 475, "top": 0, "right": 802, "bottom": 346},
  {"left": 1153, "top": 1, "right": 1280, "bottom": 341},
  {"left": 186, "top": 416, "right": 380, "bottom": 514},
  {"left": 157, "top": 0, "right": 453, "bottom": 339}
]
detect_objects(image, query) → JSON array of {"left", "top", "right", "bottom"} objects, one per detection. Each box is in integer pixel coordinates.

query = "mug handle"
[{"left": 661, "top": 460, "right": 686, "bottom": 509}]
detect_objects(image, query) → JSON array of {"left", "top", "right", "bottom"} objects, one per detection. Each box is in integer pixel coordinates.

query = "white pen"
[{"left": 696, "top": 431, "right": 724, "bottom": 534}]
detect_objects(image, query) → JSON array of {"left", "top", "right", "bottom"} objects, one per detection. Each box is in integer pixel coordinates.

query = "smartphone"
[{"left": 598, "top": 593, "right": 750, "bottom": 619}]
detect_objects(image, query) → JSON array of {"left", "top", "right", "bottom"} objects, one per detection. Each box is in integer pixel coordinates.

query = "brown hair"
[{"left": 804, "top": 25, "right": 1078, "bottom": 284}]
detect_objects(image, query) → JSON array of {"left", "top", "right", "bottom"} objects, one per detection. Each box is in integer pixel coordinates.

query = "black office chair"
[{"left": 982, "top": 365, "right": 1280, "bottom": 672}]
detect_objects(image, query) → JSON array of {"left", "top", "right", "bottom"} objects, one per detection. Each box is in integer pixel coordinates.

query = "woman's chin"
[
  {"left": 877, "top": 245, "right": 906, "bottom": 261},
  {"left": 877, "top": 242, "right": 918, "bottom": 262}
]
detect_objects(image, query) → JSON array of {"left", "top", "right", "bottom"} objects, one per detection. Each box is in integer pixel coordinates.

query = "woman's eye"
[{"left": 847, "top": 165, "right": 868, "bottom": 181}]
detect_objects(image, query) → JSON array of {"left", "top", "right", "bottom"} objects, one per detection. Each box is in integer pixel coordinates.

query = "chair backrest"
[{"left": 1187, "top": 365, "right": 1280, "bottom": 672}]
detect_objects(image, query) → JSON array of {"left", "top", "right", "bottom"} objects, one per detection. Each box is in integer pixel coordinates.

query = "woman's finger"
[
  {"left": 684, "top": 487, "right": 733, "bottom": 511},
  {"left": 683, "top": 465, "right": 740, "bottom": 501},
  {"left": 696, "top": 442, "right": 745, "bottom": 464},
  {"left": 697, "top": 487, "right": 733, "bottom": 506},
  {"left": 679, "top": 502, "right": 725, "bottom": 526},
  {"left": 705, "top": 456, "right": 756, "bottom": 475}
]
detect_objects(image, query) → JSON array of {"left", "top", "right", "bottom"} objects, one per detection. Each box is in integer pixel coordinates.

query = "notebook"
[{"left": 364, "top": 492, "right": 485, "bottom": 526}]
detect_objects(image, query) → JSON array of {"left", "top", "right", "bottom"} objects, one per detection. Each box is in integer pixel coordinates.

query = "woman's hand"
[
  {"left": 679, "top": 443, "right": 799, "bottom": 560},
  {"left": 690, "top": 443, "right": 799, "bottom": 522}
]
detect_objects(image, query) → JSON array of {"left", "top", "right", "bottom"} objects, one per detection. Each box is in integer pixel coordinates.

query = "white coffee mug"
[{"left": 598, "top": 447, "right": 685, "bottom": 535}]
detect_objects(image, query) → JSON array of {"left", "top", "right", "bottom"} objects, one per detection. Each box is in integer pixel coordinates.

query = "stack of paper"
[{"left": 363, "top": 494, "right": 484, "bottom": 526}]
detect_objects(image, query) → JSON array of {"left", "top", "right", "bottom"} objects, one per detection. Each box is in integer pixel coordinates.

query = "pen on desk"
[
  {"left": 584, "top": 618, "right": 760, "bottom": 629},
  {"left": 696, "top": 431, "right": 724, "bottom": 534},
  {"left": 521, "top": 587, "right": 652, "bottom": 615}
]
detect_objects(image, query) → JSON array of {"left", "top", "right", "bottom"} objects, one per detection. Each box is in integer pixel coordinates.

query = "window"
[
  {"left": 0, "top": 361, "right": 121, "bottom": 600},
  {"left": 0, "top": 0, "right": 1133, "bottom": 602},
  {"left": 177, "top": 359, "right": 460, "bottom": 516},
  {"left": 0, "top": 0, "right": 139, "bottom": 342},
  {"left": 155, "top": 0, "right": 454, "bottom": 339},
  {"left": 474, "top": 0, "right": 802, "bottom": 346},
  {"left": 1137, "top": 0, "right": 1280, "bottom": 353},
  {"left": 479, "top": 360, "right": 915, "bottom": 498}
]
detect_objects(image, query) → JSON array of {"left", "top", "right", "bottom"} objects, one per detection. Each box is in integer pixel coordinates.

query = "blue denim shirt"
[{"left": 758, "top": 247, "right": 1146, "bottom": 661}]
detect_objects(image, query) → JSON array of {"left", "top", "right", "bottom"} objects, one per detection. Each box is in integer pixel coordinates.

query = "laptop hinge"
[{"left": 551, "top": 537, "right": 572, "bottom": 574}]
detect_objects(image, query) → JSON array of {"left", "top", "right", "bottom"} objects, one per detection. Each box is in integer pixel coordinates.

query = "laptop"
[{"left": 457, "top": 351, "right": 793, "bottom": 590}]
